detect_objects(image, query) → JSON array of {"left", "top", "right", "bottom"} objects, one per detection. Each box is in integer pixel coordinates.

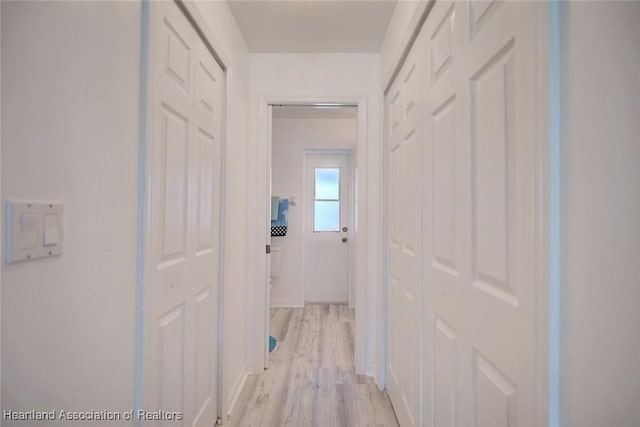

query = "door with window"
[{"left": 304, "top": 152, "right": 351, "bottom": 303}]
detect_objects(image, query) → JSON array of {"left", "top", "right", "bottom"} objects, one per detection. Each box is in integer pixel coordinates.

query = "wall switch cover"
[{"left": 6, "top": 201, "right": 63, "bottom": 263}]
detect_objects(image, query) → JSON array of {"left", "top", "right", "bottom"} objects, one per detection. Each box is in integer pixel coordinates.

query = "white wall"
[
  {"left": 192, "top": 1, "right": 252, "bottom": 416},
  {"left": 248, "top": 53, "right": 383, "bottom": 378},
  {"left": 1, "top": 2, "right": 140, "bottom": 424},
  {"left": 271, "top": 117, "right": 357, "bottom": 307},
  {"left": 562, "top": 2, "right": 640, "bottom": 426}
]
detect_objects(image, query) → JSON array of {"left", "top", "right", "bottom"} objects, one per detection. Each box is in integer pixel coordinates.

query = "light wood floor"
[{"left": 224, "top": 304, "right": 399, "bottom": 427}]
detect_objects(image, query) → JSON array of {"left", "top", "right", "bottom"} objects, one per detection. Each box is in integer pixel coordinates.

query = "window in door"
[{"left": 313, "top": 167, "right": 340, "bottom": 232}]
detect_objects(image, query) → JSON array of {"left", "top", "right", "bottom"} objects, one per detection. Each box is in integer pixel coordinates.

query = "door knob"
[{"left": 342, "top": 237, "right": 348, "bottom": 243}]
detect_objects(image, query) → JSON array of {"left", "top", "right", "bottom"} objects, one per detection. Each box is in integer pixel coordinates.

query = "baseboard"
[
  {"left": 365, "top": 364, "right": 376, "bottom": 377},
  {"left": 369, "top": 365, "right": 383, "bottom": 390},
  {"left": 226, "top": 365, "right": 248, "bottom": 418},
  {"left": 364, "top": 365, "right": 386, "bottom": 391},
  {"left": 304, "top": 300, "right": 349, "bottom": 305},
  {"left": 270, "top": 300, "right": 304, "bottom": 308}
]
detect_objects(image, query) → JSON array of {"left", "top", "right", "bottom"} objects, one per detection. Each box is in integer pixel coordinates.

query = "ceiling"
[
  {"left": 227, "top": 0, "right": 398, "bottom": 53},
  {"left": 272, "top": 105, "right": 358, "bottom": 119}
]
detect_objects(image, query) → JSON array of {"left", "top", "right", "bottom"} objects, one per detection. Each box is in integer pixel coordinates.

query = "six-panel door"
[
  {"left": 386, "top": 32, "right": 424, "bottom": 427},
  {"left": 146, "top": 2, "right": 224, "bottom": 426},
  {"left": 387, "top": 1, "right": 543, "bottom": 426}
]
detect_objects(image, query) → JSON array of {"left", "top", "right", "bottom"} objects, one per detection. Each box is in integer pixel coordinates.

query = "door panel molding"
[
  {"left": 385, "top": 31, "right": 425, "bottom": 427},
  {"left": 384, "top": 1, "right": 549, "bottom": 426},
  {"left": 141, "top": 1, "right": 226, "bottom": 425}
]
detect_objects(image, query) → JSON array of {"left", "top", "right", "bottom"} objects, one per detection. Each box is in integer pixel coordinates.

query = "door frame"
[
  {"left": 137, "top": 0, "right": 230, "bottom": 421},
  {"left": 252, "top": 95, "right": 368, "bottom": 375},
  {"left": 302, "top": 148, "right": 354, "bottom": 305}
]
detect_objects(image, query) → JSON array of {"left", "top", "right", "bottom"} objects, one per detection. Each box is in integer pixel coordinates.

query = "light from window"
[{"left": 314, "top": 168, "right": 340, "bottom": 232}]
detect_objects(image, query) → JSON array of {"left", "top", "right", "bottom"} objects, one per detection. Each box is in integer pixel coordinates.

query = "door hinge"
[{"left": 266, "top": 244, "right": 271, "bottom": 254}]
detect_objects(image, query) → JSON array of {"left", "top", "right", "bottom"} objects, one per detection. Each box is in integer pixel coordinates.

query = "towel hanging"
[
  {"left": 271, "top": 199, "right": 289, "bottom": 236},
  {"left": 271, "top": 196, "right": 280, "bottom": 221}
]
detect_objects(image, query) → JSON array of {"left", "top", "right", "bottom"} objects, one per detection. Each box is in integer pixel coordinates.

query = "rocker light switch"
[
  {"left": 6, "top": 200, "right": 63, "bottom": 263},
  {"left": 43, "top": 213, "right": 59, "bottom": 246},
  {"left": 20, "top": 213, "right": 39, "bottom": 249}
]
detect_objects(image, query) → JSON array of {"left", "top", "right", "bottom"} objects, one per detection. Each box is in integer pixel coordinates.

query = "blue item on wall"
[
  {"left": 271, "top": 199, "right": 288, "bottom": 236},
  {"left": 269, "top": 336, "right": 276, "bottom": 352},
  {"left": 271, "top": 196, "right": 280, "bottom": 221}
]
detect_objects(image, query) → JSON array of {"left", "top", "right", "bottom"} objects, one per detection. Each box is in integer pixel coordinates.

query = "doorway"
[
  {"left": 265, "top": 104, "right": 358, "bottom": 368},
  {"left": 252, "top": 96, "right": 370, "bottom": 377}
]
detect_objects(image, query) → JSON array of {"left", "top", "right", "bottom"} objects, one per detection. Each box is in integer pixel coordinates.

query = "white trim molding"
[
  {"left": 269, "top": 301, "right": 305, "bottom": 309},
  {"left": 381, "top": 0, "right": 434, "bottom": 93},
  {"left": 226, "top": 365, "right": 249, "bottom": 419}
]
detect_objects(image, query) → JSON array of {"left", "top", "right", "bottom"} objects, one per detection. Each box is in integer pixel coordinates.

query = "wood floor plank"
[
  {"left": 224, "top": 304, "right": 399, "bottom": 427},
  {"left": 314, "top": 367, "right": 337, "bottom": 427},
  {"left": 270, "top": 307, "right": 294, "bottom": 342},
  {"left": 368, "top": 384, "right": 400, "bottom": 427},
  {"left": 337, "top": 304, "right": 352, "bottom": 323}
]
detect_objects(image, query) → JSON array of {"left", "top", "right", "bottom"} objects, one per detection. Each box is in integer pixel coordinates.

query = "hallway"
[
  {"left": 226, "top": 305, "right": 398, "bottom": 426},
  {"left": 1, "top": 2, "right": 639, "bottom": 426}
]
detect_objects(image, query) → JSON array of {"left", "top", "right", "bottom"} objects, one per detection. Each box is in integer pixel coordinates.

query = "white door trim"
[
  {"left": 264, "top": 104, "right": 272, "bottom": 369},
  {"left": 0, "top": 2, "right": 3, "bottom": 417},
  {"left": 138, "top": 0, "right": 229, "bottom": 422},
  {"left": 381, "top": 0, "right": 436, "bottom": 94},
  {"left": 252, "top": 95, "right": 369, "bottom": 376}
]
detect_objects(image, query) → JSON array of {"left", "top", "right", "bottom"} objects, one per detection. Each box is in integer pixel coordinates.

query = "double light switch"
[{"left": 6, "top": 201, "right": 63, "bottom": 263}]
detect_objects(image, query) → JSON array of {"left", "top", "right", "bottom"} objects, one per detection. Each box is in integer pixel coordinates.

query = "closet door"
[
  {"left": 421, "top": 3, "right": 468, "bottom": 426},
  {"left": 146, "top": 2, "right": 224, "bottom": 426},
  {"left": 386, "top": 30, "right": 425, "bottom": 427},
  {"left": 421, "top": 1, "right": 543, "bottom": 426}
]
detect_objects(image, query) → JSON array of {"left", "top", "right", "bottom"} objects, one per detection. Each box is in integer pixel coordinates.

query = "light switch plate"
[{"left": 6, "top": 201, "right": 63, "bottom": 263}]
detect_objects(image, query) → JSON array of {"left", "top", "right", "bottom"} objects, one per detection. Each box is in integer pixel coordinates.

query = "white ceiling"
[
  {"left": 272, "top": 105, "right": 358, "bottom": 119},
  {"left": 227, "top": 0, "right": 398, "bottom": 53}
]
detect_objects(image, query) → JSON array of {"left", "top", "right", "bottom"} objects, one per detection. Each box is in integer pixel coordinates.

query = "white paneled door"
[
  {"left": 386, "top": 33, "right": 424, "bottom": 427},
  {"left": 422, "top": 2, "right": 542, "bottom": 426},
  {"left": 304, "top": 152, "right": 352, "bottom": 303},
  {"left": 146, "top": 2, "right": 224, "bottom": 427},
  {"left": 386, "top": 1, "right": 545, "bottom": 426}
]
